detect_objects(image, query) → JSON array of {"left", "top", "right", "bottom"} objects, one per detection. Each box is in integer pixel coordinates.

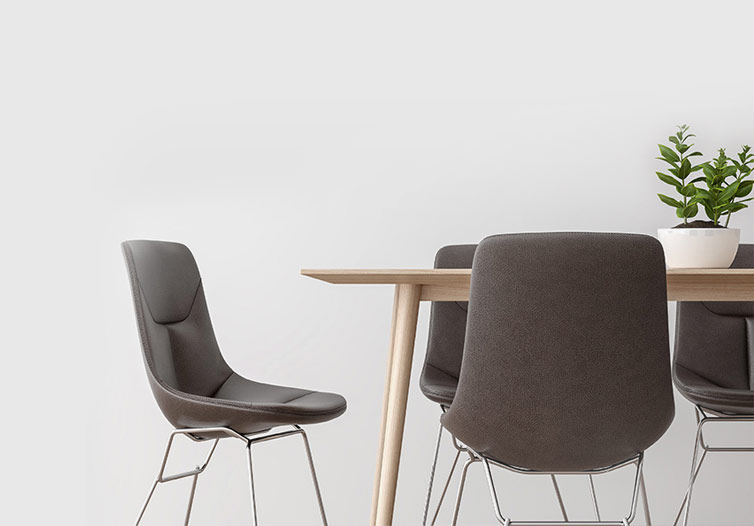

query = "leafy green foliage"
[
  {"left": 656, "top": 127, "right": 753, "bottom": 227},
  {"left": 656, "top": 125, "right": 704, "bottom": 223}
]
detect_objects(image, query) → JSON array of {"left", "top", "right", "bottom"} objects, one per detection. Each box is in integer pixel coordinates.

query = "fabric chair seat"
[{"left": 674, "top": 364, "right": 754, "bottom": 415}]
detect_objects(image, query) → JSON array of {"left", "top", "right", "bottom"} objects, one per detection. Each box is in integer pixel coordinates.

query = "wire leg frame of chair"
[
  {"left": 421, "top": 413, "right": 645, "bottom": 526},
  {"left": 671, "top": 405, "right": 754, "bottom": 526},
  {"left": 134, "top": 424, "right": 328, "bottom": 526},
  {"left": 446, "top": 442, "right": 651, "bottom": 526}
]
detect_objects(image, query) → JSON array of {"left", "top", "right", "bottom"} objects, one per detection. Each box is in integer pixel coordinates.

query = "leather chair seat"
[
  {"left": 419, "top": 364, "right": 458, "bottom": 406},
  {"left": 148, "top": 372, "right": 347, "bottom": 437},
  {"left": 674, "top": 364, "right": 754, "bottom": 415},
  {"left": 673, "top": 245, "right": 754, "bottom": 417}
]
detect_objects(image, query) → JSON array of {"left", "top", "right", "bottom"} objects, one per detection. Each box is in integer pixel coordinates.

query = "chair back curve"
[
  {"left": 442, "top": 233, "right": 675, "bottom": 472},
  {"left": 674, "top": 245, "right": 754, "bottom": 398},
  {"left": 420, "top": 244, "right": 477, "bottom": 402},
  {"left": 122, "top": 240, "right": 234, "bottom": 414}
]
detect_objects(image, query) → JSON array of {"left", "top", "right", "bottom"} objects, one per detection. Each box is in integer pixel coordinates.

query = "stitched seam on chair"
[
  {"left": 698, "top": 300, "right": 753, "bottom": 318},
  {"left": 675, "top": 366, "right": 753, "bottom": 401},
  {"left": 282, "top": 391, "right": 316, "bottom": 404},
  {"left": 209, "top": 371, "right": 238, "bottom": 399},
  {"left": 162, "top": 279, "right": 203, "bottom": 325},
  {"left": 426, "top": 362, "right": 459, "bottom": 382}
]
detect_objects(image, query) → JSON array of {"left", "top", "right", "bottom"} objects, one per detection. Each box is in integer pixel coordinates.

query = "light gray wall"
[{"left": 2, "top": 1, "right": 753, "bottom": 524}]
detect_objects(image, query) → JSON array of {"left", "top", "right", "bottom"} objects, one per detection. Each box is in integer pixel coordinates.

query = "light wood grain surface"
[{"left": 301, "top": 268, "right": 754, "bottom": 301}]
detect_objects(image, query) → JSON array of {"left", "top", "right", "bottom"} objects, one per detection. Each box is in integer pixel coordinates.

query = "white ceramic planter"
[{"left": 657, "top": 228, "right": 740, "bottom": 269}]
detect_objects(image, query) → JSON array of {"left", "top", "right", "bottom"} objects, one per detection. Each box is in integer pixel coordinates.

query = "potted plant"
[{"left": 656, "top": 125, "right": 753, "bottom": 268}]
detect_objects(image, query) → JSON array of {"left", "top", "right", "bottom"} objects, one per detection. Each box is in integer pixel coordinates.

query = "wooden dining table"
[{"left": 301, "top": 267, "right": 754, "bottom": 526}]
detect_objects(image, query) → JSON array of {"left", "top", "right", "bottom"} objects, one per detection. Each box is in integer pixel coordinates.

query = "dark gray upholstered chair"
[
  {"left": 442, "top": 233, "right": 675, "bottom": 525},
  {"left": 420, "top": 245, "right": 570, "bottom": 525},
  {"left": 122, "top": 240, "right": 346, "bottom": 525},
  {"left": 671, "top": 244, "right": 754, "bottom": 526}
]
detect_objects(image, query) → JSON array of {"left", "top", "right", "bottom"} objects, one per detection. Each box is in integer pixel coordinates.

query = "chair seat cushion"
[
  {"left": 674, "top": 364, "right": 754, "bottom": 415},
  {"left": 419, "top": 364, "right": 458, "bottom": 406},
  {"left": 149, "top": 372, "right": 347, "bottom": 437}
]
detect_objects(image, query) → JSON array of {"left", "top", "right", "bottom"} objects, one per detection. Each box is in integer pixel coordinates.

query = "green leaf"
[
  {"left": 658, "top": 144, "right": 680, "bottom": 163},
  {"left": 658, "top": 193, "right": 683, "bottom": 208},
  {"left": 657, "top": 157, "right": 679, "bottom": 169},
  {"left": 695, "top": 188, "right": 712, "bottom": 200},
  {"left": 702, "top": 164, "right": 716, "bottom": 179},
  {"left": 736, "top": 180, "right": 753, "bottom": 197},
  {"left": 681, "top": 203, "right": 698, "bottom": 218},
  {"left": 680, "top": 183, "right": 697, "bottom": 196},
  {"left": 657, "top": 172, "right": 680, "bottom": 187},
  {"left": 679, "top": 158, "right": 691, "bottom": 178},
  {"left": 703, "top": 203, "right": 715, "bottom": 220},
  {"left": 723, "top": 166, "right": 738, "bottom": 178},
  {"left": 719, "top": 181, "right": 740, "bottom": 202},
  {"left": 677, "top": 144, "right": 690, "bottom": 154},
  {"left": 725, "top": 202, "right": 748, "bottom": 214},
  {"left": 668, "top": 136, "right": 679, "bottom": 145},
  {"left": 689, "top": 176, "right": 706, "bottom": 184},
  {"left": 686, "top": 151, "right": 704, "bottom": 157}
]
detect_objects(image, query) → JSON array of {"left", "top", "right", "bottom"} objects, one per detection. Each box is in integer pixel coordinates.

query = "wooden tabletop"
[{"left": 301, "top": 268, "right": 754, "bottom": 302}]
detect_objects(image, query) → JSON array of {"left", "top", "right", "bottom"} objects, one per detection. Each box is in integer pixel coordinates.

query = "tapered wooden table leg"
[
  {"left": 370, "top": 286, "right": 401, "bottom": 525},
  {"left": 371, "top": 284, "right": 422, "bottom": 526}
]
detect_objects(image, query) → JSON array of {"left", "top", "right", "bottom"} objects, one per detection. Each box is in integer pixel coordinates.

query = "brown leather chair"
[
  {"left": 671, "top": 245, "right": 754, "bottom": 526},
  {"left": 442, "top": 233, "right": 675, "bottom": 525},
  {"left": 122, "top": 240, "right": 346, "bottom": 525}
]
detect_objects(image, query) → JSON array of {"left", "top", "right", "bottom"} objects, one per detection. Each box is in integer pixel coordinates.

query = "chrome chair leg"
[
  {"left": 135, "top": 426, "right": 329, "bottom": 525},
  {"left": 672, "top": 406, "right": 754, "bottom": 526},
  {"left": 451, "top": 456, "right": 478, "bottom": 526},
  {"left": 135, "top": 432, "right": 219, "bottom": 526},
  {"left": 466, "top": 448, "right": 643, "bottom": 526},
  {"left": 295, "top": 425, "right": 329, "bottom": 525},
  {"left": 184, "top": 474, "right": 199, "bottom": 525},
  {"left": 672, "top": 411, "right": 704, "bottom": 526},
  {"left": 481, "top": 457, "right": 510, "bottom": 526},
  {"left": 550, "top": 475, "right": 568, "bottom": 521},
  {"left": 588, "top": 474, "right": 601, "bottom": 521},
  {"left": 638, "top": 471, "right": 651, "bottom": 526},
  {"left": 135, "top": 479, "right": 159, "bottom": 525},
  {"left": 246, "top": 442, "right": 258, "bottom": 526},
  {"left": 430, "top": 448, "right": 462, "bottom": 525},
  {"left": 423, "top": 420, "right": 445, "bottom": 525}
]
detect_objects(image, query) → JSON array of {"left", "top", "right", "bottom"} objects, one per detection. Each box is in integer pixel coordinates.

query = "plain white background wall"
[{"left": 2, "top": 1, "right": 753, "bottom": 524}]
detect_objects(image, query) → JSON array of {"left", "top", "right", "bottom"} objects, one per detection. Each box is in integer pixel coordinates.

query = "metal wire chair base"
[
  {"left": 447, "top": 437, "right": 649, "bottom": 526},
  {"left": 134, "top": 424, "right": 328, "bottom": 526},
  {"left": 423, "top": 412, "right": 645, "bottom": 525},
  {"left": 672, "top": 405, "right": 754, "bottom": 526}
]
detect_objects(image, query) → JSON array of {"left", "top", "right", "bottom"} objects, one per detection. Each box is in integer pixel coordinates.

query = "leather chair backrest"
[
  {"left": 443, "top": 233, "right": 675, "bottom": 471},
  {"left": 122, "top": 240, "right": 233, "bottom": 400},
  {"left": 674, "top": 245, "right": 754, "bottom": 391},
  {"left": 423, "top": 244, "right": 477, "bottom": 383}
]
